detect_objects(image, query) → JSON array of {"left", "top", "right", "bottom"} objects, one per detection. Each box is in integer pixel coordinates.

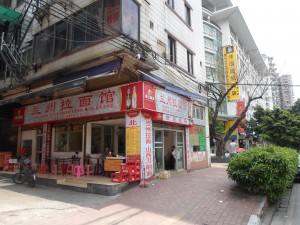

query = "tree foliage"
[
  {"left": 290, "top": 98, "right": 300, "bottom": 115},
  {"left": 258, "top": 107, "right": 300, "bottom": 149}
]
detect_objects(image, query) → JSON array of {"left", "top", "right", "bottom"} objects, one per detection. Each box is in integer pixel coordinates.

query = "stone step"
[{"left": 57, "top": 178, "right": 88, "bottom": 188}]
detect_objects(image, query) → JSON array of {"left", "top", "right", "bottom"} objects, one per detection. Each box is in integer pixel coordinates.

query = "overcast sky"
[{"left": 231, "top": 0, "right": 300, "bottom": 100}]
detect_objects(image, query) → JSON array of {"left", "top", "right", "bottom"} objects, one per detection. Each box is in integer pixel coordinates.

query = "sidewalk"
[{"left": 40, "top": 163, "right": 267, "bottom": 225}]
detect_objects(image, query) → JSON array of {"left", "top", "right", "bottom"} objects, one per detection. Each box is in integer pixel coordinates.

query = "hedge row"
[{"left": 227, "top": 145, "right": 298, "bottom": 201}]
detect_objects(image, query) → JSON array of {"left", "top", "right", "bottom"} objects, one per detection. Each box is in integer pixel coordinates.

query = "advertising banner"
[
  {"left": 140, "top": 112, "right": 153, "bottom": 179},
  {"left": 224, "top": 45, "right": 240, "bottom": 102},
  {"left": 237, "top": 101, "right": 246, "bottom": 133}
]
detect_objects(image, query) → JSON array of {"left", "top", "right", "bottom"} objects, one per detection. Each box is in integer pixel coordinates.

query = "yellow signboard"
[
  {"left": 225, "top": 121, "right": 237, "bottom": 135},
  {"left": 126, "top": 127, "right": 140, "bottom": 156},
  {"left": 223, "top": 45, "right": 240, "bottom": 102}
]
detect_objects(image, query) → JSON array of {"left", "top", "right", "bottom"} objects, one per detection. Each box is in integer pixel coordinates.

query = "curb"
[{"left": 247, "top": 196, "right": 268, "bottom": 225}]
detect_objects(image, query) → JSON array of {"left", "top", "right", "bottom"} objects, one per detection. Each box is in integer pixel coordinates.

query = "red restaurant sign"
[{"left": 13, "top": 82, "right": 192, "bottom": 126}]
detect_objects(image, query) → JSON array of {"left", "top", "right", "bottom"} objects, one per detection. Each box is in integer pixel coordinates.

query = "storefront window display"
[
  {"left": 54, "top": 125, "right": 83, "bottom": 152},
  {"left": 190, "top": 125, "right": 206, "bottom": 152}
]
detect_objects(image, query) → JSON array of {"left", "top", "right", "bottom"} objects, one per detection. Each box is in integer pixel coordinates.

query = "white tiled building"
[{"left": 0, "top": 0, "right": 211, "bottom": 175}]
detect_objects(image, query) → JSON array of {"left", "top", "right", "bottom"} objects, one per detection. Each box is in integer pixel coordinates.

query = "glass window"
[
  {"left": 91, "top": 124, "right": 102, "bottom": 154},
  {"left": 91, "top": 124, "right": 114, "bottom": 154},
  {"left": 193, "top": 106, "right": 204, "bottom": 120},
  {"left": 73, "top": 11, "right": 87, "bottom": 49},
  {"left": 54, "top": 22, "right": 67, "bottom": 57},
  {"left": 167, "top": 0, "right": 174, "bottom": 8},
  {"left": 184, "top": 4, "right": 191, "bottom": 26},
  {"left": 104, "top": 0, "right": 121, "bottom": 31},
  {"left": 122, "top": 0, "right": 139, "bottom": 40},
  {"left": 54, "top": 125, "right": 83, "bottom": 152},
  {"left": 168, "top": 36, "right": 176, "bottom": 63},
  {"left": 42, "top": 27, "right": 54, "bottom": 63},
  {"left": 187, "top": 51, "right": 193, "bottom": 74}
]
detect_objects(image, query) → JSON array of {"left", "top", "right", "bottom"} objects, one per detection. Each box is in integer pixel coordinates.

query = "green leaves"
[{"left": 227, "top": 146, "right": 298, "bottom": 201}]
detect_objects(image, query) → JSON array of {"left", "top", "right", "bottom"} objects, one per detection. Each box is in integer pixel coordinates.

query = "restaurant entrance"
[{"left": 154, "top": 128, "right": 185, "bottom": 171}]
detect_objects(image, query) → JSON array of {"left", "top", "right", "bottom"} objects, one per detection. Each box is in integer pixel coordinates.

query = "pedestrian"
[
  {"left": 99, "top": 146, "right": 111, "bottom": 176},
  {"left": 229, "top": 139, "right": 238, "bottom": 158}
]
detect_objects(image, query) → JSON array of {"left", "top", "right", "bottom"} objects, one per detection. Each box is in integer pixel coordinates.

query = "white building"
[
  {"left": 0, "top": 0, "right": 211, "bottom": 176},
  {"left": 202, "top": 0, "right": 269, "bottom": 149}
]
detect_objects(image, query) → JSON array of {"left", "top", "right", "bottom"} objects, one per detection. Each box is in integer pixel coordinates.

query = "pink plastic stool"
[{"left": 73, "top": 165, "right": 84, "bottom": 177}]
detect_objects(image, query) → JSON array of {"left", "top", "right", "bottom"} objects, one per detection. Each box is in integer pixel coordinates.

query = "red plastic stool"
[
  {"left": 39, "top": 163, "right": 48, "bottom": 173},
  {"left": 66, "top": 164, "right": 74, "bottom": 175},
  {"left": 73, "top": 165, "right": 84, "bottom": 177},
  {"left": 51, "top": 164, "right": 63, "bottom": 175},
  {"left": 84, "top": 164, "right": 94, "bottom": 176}
]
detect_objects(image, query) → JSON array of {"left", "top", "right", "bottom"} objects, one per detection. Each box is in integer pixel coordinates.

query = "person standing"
[
  {"left": 229, "top": 140, "right": 238, "bottom": 158},
  {"left": 99, "top": 146, "right": 111, "bottom": 176}
]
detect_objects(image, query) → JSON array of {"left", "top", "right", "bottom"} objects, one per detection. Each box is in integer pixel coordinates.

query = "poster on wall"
[{"left": 125, "top": 111, "right": 141, "bottom": 160}]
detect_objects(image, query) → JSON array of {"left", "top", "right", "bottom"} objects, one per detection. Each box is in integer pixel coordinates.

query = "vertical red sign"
[{"left": 237, "top": 101, "right": 246, "bottom": 133}]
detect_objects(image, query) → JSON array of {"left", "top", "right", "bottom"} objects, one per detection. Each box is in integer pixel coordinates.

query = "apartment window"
[
  {"left": 193, "top": 106, "right": 204, "bottom": 120},
  {"left": 168, "top": 36, "right": 176, "bottom": 63},
  {"left": 167, "top": 0, "right": 174, "bottom": 8},
  {"left": 122, "top": 0, "right": 139, "bottom": 40},
  {"left": 184, "top": 4, "right": 191, "bottom": 26},
  {"left": 187, "top": 51, "right": 193, "bottom": 74},
  {"left": 33, "top": 0, "right": 139, "bottom": 64}
]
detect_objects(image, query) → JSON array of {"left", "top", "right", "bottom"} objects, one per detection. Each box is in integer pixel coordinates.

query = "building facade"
[
  {"left": 202, "top": 0, "right": 269, "bottom": 150},
  {"left": 278, "top": 74, "right": 294, "bottom": 110},
  {"left": 0, "top": 0, "right": 210, "bottom": 176}
]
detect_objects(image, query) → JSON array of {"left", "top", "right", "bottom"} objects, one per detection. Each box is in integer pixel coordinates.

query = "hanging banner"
[
  {"left": 224, "top": 45, "right": 240, "bottom": 102},
  {"left": 237, "top": 101, "right": 246, "bottom": 133}
]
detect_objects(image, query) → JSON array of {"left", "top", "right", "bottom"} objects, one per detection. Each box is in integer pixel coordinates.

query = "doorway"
[
  {"left": 21, "top": 130, "right": 36, "bottom": 161},
  {"left": 154, "top": 128, "right": 185, "bottom": 171}
]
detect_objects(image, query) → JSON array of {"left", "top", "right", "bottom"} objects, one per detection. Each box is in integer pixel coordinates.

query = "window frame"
[
  {"left": 168, "top": 36, "right": 176, "bottom": 63},
  {"left": 187, "top": 50, "right": 193, "bottom": 75},
  {"left": 167, "top": 0, "right": 174, "bottom": 8},
  {"left": 184, "top": 3, "right": 191, "bottom": 26}
]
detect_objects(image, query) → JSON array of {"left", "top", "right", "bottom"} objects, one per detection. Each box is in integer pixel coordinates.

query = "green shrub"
[{"left": 227, "top": 145, "right": 298, "bottom": 201}]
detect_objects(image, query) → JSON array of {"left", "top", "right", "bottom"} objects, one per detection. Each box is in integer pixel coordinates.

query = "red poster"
[
  {"left": 12, "top": 107, "right": 25, "bottom": 126},
  {"left": 143, "top": 82, "right": 156, "bottom": 111},
  {"left": 237, "top": 101, "right": 246, "bottom": 133},
  {"left": 121, "top": 82, "right": 143, "bottom": 110}
]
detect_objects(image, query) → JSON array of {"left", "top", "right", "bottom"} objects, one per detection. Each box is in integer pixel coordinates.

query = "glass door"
[
  {"left": 176, "top": 131, "right": 184, "bottom": 170},
  {"left": 154, "top": 129, "right": 164, "bottom": 172}
]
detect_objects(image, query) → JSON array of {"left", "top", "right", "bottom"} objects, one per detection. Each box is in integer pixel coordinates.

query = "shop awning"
[
  {"left": 140, "top": 71, "right": 207, "bottom": 102},
  {"left": 0, "top": 5, "right": 22, "bottom": 23},
  {"left": 0, "top": 77, "right": 86, "bottom": 106}
]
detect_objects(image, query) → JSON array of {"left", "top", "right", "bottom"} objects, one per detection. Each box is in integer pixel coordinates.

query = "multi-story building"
[
  {"left": 202, "top": 0, "right": 269, "bottom": 150},
  {"left": 0, "top": 0, "right": 210, "bottom": 176},
  {"left": 278, "top": 74, "right": 294, "bottom": 109},
  {"left": 263, "top": 55, "right": 279, "bottom": 109}
]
